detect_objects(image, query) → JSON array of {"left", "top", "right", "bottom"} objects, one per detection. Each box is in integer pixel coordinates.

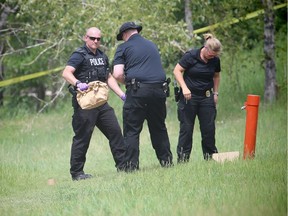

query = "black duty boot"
[
  {"left": 125, "top": 161, "right": 139, "bottom": 173},
  {"left": 204, "top": 153, "right": 213, "bottom": 161},
  {"left": 72, "top": 173, "right": 93, "bottom": 181},
  {"left": 177, "top": 153, "right": 190, "bottom": 163},
  {"left": 117, "top": 165, "right": 127, "bottom": 172},
  {"left": 160, "top": 158, "right": 174, "bottom": 168}
]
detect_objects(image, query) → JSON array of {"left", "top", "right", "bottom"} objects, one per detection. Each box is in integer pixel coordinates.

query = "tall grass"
[{"left": 0, "top": 90, "right": 286, "bottom": 215}]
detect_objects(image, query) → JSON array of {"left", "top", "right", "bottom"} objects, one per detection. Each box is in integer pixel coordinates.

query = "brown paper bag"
[{"left": 76, "top": 81, "right": 109, "bottom": 109}]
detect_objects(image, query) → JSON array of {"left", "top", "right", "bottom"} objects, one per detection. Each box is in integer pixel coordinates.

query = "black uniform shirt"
[
  {"left": 179, "top": 47, "right": 221, "bottom": 91},
  {"left": 67, "top": 45, "right": 109, "bottom": 83},
  {"left": 113, "top": 34, "right": 166, "bottom": 83}
]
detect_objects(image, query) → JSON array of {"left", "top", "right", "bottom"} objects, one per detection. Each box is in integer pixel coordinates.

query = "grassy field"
[
  {"left": 0, "top": 94, "right": 286, "bottom": 215},
  {"left": 0, "top": 26, "right": 287, "bottom": 216}
]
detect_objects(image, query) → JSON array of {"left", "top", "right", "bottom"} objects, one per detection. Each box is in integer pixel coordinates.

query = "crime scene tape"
[
  {"left": 0, "top": 66, "right": 64, "bottom": 87},
  {"left": 193, "top": 3, "right": 287, "bottom": 34},
  {"left": 0, "top": 3, "right": 286, "bottom": 88}
]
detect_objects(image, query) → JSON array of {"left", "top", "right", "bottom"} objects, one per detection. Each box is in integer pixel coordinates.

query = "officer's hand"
[
  {"left": 120, "top": 94, "right": 126, "bottom": 101},
  {"left": 77, "top": 82, "right": 89, "bottom": 91},
  {"left": 182, "top": 87, "right": 191, "bottom": 101}
]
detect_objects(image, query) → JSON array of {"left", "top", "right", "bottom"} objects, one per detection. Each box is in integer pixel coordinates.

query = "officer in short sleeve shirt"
[
  {"left": 113, "top": 22, "right": 173, "bottom": 171},
  {"left": 62, "top": 27, "right": 126, "bottom": 181},
  {"left": 173, "top": 33, "right": 222, "bottom": 162}
]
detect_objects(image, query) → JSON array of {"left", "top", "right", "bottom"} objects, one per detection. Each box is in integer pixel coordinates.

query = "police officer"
[
  {"left": 173, "top": 33, "right": 222, "bottom": 162},
  {"left": 112, "top": 22, "right": 173, "bottom": 171},
  {"left": 62, "top": 27, "right": 127, "bottom": 181}
]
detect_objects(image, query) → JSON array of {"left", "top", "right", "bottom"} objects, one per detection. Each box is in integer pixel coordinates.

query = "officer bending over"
[
  {"left": 173, "top": 33, "right": 222, "bottom": 162},
  {"left": 113, "top": 22, "right": 173, "bottom": 172}
]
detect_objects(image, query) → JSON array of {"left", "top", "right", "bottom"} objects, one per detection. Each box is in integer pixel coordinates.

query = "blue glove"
[
  {"left": 120, "top": 94, "right": 126, "bottom": 101},
  {"left": 77, "top": 82, "right": 89, "bottom": 91}
]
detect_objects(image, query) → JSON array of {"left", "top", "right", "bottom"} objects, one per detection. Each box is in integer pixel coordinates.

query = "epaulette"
[{"left": 74, "top": 47, "right": 87, "bottom": 56}]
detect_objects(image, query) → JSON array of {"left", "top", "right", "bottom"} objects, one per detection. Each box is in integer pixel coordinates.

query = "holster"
[
  {"left": 131, "top": 78, "right": 139, "bottom": 91},
  {"left": 163, "top": 78, "right": 171, "bottom": 97},
  {"left": 173, "top": 81, "right": 181, "bottom": 102},
  {"left": 68, "top": 84, "right": 79, "bottom": 109},
  {"left": 68, "top": 84, "right": 77, "bottom": 96}
]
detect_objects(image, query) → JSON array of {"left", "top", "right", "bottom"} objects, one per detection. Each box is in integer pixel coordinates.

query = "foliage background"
[{"left": 0, "top": 0, "right": 286, "bottom": 115}]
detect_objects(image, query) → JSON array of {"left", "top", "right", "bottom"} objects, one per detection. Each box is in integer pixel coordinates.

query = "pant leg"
[
  {"left": 176, "top": 98, "right": 197, "bottom": 162},
  {"left": 146, "top": 89, "right": 173, "bottom": 166},
  {"left": 198, "top": 95, "right": 218, "bottom": 160},
  {"left": 95, "top": 103, "right": 126, "bottom": 170},
  {"left": 70, "top": 108, "right": 98, "bottom": 177},
  {"left": 123, "top": 91, "right": 146, "bottom": 170}
]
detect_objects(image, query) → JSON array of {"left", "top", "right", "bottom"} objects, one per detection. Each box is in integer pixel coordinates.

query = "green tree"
[
  {"left": 0, "top": 0, "right": 286, "bottom": 114},
  {"left": 0, "top": 1, "right": 18, "bottom": 106}
]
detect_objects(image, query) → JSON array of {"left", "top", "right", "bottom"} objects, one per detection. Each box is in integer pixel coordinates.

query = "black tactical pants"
[
  {"left": 123, "top": 85, "right": 173, "bottom": 171},
  {"left": 177, "top": 92, "right": 218, "bottom": 162},
  {"left": 70, "top": 101, "right": 126, "bottom": 177}
]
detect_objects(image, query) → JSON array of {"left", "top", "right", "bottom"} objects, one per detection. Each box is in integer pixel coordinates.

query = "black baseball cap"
[{"left": 116, "top": 22, "right": 142, "bottom": 41}]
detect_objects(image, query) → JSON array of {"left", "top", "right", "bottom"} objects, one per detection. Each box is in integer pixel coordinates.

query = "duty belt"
[
  {"left": 125, "top": 78, "right": 170, "bottom": 97},
  {"left": 138, "top": 82, "right": 164, "bottom": 88},
  {"left": 125, "top": 81, "right": 164, "bottom": 89},
  {"left": 191, "top": 88, "right": 213, "bottom": 97}
]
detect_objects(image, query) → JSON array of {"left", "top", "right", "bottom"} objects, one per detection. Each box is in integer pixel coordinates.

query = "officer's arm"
[
  {"left": 62, "top": 66, "right": 78, "bottom": 86},
  {"left": 107, "top": 73, "right": 126, "bottom": 99},
  {"left": 213, "top": 72, "right": 220, "bottom": 103},
  {"left": 213, "top": 72, "right": 220, "bottom": 91},
  {"left": 173, "top": 63, "right": 191, "bottom": 99},
  {"left": 112, "top": 64, "right": 125, "bottom": 84}
]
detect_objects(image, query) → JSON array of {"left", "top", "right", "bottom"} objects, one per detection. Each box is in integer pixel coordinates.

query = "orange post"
[{"left": 242, "top": 94, "right": 260, "bottom": 159}]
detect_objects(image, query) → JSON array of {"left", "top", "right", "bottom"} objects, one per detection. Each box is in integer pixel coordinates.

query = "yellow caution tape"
[
  {"left": 0, "top": 3, "right": 286, "bottom": 88},
  {"left": 193, "top": 3, "right": 287, "bottom": 34},
  {"left": 0, "top": 66, "right": 64, "bottom": 87}
]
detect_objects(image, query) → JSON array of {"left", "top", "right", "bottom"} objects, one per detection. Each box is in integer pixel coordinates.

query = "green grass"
[
  {"left": 0, "top": 96, "right": 286, "bottom": 215},
  {"left": 0, "top": 26, "right": 287, "bottom": 216}
]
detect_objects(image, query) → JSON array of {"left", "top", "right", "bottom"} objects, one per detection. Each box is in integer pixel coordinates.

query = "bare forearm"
[
  {"left": 62, "top": 66, "right": 78, "bottom": 86},
  {"left": 107, "top": 74, "right": 125, "bottom": 97},
  {"left": 174, "top": 64, "right": 189, "bottom": 92},
  {"left": 213, "top": 72, "right": 220, "bottom": 93}
]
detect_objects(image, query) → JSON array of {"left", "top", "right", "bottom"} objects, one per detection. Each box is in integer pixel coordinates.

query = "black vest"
[{"left": 74, "top": 47, "right": 109, "bottom": 83}]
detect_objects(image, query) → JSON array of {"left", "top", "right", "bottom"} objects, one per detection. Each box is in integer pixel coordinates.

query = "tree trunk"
[
  {"left": 36, "top": 84, "right": 46, "bottom": 111},
  {"left": 184, "top": 0, "right": 193, "bottom": 39},
  {"left": 0, "top": 41, "right": 4, "bottom": 106},
  {"left": 0, "top": 4, "right": 19, "bottom": 106},
  {"left": 0, "top": 74, "right": 3, "bottom": 106},
  {"left": 262, "top": 0, "right": 277, "bottom": 103}
]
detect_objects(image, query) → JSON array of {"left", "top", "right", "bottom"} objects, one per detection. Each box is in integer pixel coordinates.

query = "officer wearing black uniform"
[
  {"left": 173, "top": 33, "right": 222, "bottom": 162},
  {"left": 62, "top": 27, "right": 127, "bottom": 181},
  {"left": 113, "top": 22, "right": 173, "bottom": 171}
]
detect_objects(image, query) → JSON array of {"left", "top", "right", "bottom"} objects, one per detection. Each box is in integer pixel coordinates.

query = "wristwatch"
[{"left": 75, "top": 80, "right": 81, "bottom": 86}]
